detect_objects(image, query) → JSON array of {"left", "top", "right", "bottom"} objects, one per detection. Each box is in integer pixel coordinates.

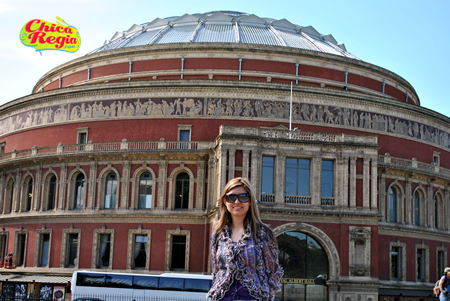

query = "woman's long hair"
[{"left": 214, "top": 177, "right": 274, "bottom": 242}]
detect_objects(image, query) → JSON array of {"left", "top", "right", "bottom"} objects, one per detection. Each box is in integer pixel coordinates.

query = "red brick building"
[{"left": 0, "top": 11, "right": 448, "bottom": 300}]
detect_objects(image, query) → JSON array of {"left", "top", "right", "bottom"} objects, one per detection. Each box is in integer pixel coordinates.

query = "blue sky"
[{"left": 1, "top": 0, "right": 449, "bottom": 118}]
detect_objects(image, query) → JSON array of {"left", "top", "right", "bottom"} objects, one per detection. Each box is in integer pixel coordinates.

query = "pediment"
[
  {"left": 145, "top": 18, "right": 169, "bottom": 29},
  {"left": 205, "top": 12, "right": 233, "bottom": 23},
  {"left": 173, "top": 14, "right": 200, "bottom": 24},
  {"left": 127, "top": 24, "right": 143, "bottom": 33},
  {"left": 239, "top": 14, "right": 267, "bottom": 26},
  {"left": 272, "top": 19, "right": 297, "bottom": 32},
  {"left": 111, "top": 31, "right": 124, "bottom": 41}
]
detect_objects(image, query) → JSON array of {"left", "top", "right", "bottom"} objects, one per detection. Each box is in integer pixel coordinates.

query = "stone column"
[
  {"left": 349, "top": 157, "right": 356, "bottom": 208},
  {"left": 0, "top": 171, "right": 5, "bottom": 214},
  {"left": 251, "top": 149, "right": 261, "bottom": 201},
  {"left": 275, "top": 153, "right": 286, "bottom": 204},
  {"left": 242, "top": 150, "right": 250, "bottom": 179},
  {"left": 428, "top": 183, "right": 433, "bottom": 227},
  {"left": 311, "top": 155, "right": 321, "bottom": 206},
  {"left": 120, "top": 160, "right": 131, "bottom": 209},
  {"left": 206, "top": 154, "right": 215, "bottom": 209},
  {"left": 87, "top": 161, "right": 97, "bottom": 210},
  {"left": 33, "top": 165, "right": 43, "bottom": 211},
  {"left": 342, "top": 156, "right": 349, "bottom": 207},
  {"left": 58, "top": 163, "right": 68, "bottom": 210},
  {"left": 196, "top": 161, "right": 206, "bottom": 209},
  {"left": 363, "top": 157, "right": 370, "bottom": 209},
  {"left": 13, "top": 168, "right": 22, "bottom": 213},
  {"left": 218, "top": 148, "right": 227, "bottom": 196},
  {"left": 370, "top": 157, "right": 378, "bottom": 210},
  {"left": 157, "top": 161, "right": 168, "bottom": 209},
  {"left": 445, "top": 186, "right": 450, "bottom": 230},
  {"left": 228, "top": 148, "right": 236, "bottom": 181},
  {"left": 379, "top": 172, "right": 386, "bottom": 220},
  {"left": 405, "top": 176, "right": 412, "bottom": 225}
]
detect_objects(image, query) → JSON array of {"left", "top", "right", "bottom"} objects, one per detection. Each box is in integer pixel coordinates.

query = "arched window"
[
  {"left": 48, "top": 175, "right": 57, "bottom": 210},
  {"left": 435, "top": 194, "right": 442, "bottom": 229},
  {"left": 174, "top": 172, "right": 189, "bottom": 209},
  {"left": 25, "top": 178, "right": 33, "bottom": 212},
  {"left": 389, "top": 187, "right": 397, "bottom": 223},
  {"left": 139, "top": 172, "right": 152, "bottom": 209},
  {"left": 276, "top": 231, "right": 329, "bottom": 300},
  {"left": 414, "top": 191, "right": 421, "bottom": 226},
  {"left": 104, "top": 173, "right": 117, "bottom": 209},
  {"left": 5, "top": 180, "right": 14, "bottom": 214},
  {"left": 74, "top": 173, "right": 85, "bottom": 210}
]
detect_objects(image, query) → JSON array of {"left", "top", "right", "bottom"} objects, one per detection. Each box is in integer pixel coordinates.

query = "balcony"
[{"left": 0, "top": 139, "right": 212, "bottom": 164}]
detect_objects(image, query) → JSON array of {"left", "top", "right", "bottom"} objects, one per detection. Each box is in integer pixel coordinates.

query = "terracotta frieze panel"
[{"left": 0, "top": 97, "right": 448, "bottom": 150}]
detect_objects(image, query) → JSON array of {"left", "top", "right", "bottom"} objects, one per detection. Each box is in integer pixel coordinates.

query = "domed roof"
[{"left": 88, "top": 11, "right": 359, "bottom": 59}]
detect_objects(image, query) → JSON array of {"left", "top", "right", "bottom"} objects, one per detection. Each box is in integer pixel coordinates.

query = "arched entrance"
[{"left": 273, "top": 223, "right": 340, "bottom": 301}]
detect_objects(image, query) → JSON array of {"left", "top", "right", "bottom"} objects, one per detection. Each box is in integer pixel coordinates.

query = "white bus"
[{"left": 71, "top": 270, "right": 212, "bottom": 301}]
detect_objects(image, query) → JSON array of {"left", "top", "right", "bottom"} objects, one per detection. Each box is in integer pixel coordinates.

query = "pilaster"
[
  {"left": 312, "top": 155, "right": 321, "bottom": 206},
  {"left": 157, "top": 160, "right": 168, "bottom": 209},
  {"left": 228, "top": 148, "right": 235, "bottom": 181},
  {"left": 251, "top": 149, "right": 261, "bottom": 200},
  {"left": 379, "top": 171, "right": 386, "bottom": 220},
  {"left": 121, "top": 160, "right": 131, "bottom": 209},
  {"left": 33, "top": 165, "right": 43, "bottom": 211},
  {"left": 405, "top": 176, "right": 412, "bottom": 225},
  {"left": 370, "top": 156, "right": 378, "bottom": 210},
  {"left": 342, "top": 156, "right": 349, "bottom": 207},
  {"left": 363, "top": 157, "right": 370, "bottom": 209},
  {"left": 428, "top": 183, "right": 433, "bottom": 227},
  {"left": 219, "top": 148, "right": 227, "bottom": 196},
  {"left": 13, "top": 168, "right": 22, "bottom": 213},
  {"left": 242, "top": 150, "right": 249, "bottom": 179},
  {"left": 349, "top": 157, "right": 356, "bottom": 208},
  {"left": 58, "top": 163, "right": 67, "bottom": 210},
  {"left": 87, "top": 161, "right": 97, "bottom": 210},
  {"left": 0, "top": 170, "right": 5, "bottom": 214},
  {"left": 275, "top": 153, "right": 286, "bottom": 204},
  {"left": 196, "top": 161, "right": 206, "bottom": 209}
]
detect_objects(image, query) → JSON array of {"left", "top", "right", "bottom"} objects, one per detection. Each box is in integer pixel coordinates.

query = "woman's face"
[{"left": 223, "top": 186, "right": 250, "bottom": 219}]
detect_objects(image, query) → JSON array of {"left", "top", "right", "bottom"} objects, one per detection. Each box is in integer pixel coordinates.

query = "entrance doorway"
[{"left": 276, "top": 231, "right": 329, "bottom": 301}]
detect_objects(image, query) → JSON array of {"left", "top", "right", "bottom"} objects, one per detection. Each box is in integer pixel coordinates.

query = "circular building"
[{"left": 0, "top": 11, "right": 448, "bottom": 301}]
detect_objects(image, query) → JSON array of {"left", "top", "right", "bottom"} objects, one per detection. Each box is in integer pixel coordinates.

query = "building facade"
[{"left": 0, "top": 11, "right": 449, "bottom": 300}]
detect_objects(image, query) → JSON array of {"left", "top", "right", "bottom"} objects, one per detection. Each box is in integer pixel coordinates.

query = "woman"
[
  {"left": 439, "top": 267, "right": 450, "bottom": 301},
  {"left": 207, "top": 177, "right": 283, "bottom": 301}
]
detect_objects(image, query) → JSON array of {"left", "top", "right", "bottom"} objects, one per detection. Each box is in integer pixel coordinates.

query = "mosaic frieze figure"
[{"left": 0, "top": 97, "right": 449, "bottom": 151}]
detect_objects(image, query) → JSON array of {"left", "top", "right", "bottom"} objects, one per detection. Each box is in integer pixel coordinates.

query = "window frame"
[
  {"left": 4, "top": 177, "right": 15, "bottom": 214},
  {"left": 174, "top": 172, "right": 190, "bottom": 210},
  {"left": 388, "top": 186, "right": 398, "bottom": 223},
  {"left": 138, "top": 172, "right": 153, "bottom": 209},
  {"left": 389, "top": 240, "right": 406, "bottom": 282},
  {"left": 35, "top": 228, "right": 52, "bottom": 267},
  {"left": 46, "top": 174, "right": 58, "bottom": 211},
  {"left": 131, "top": 167, "right": 156, "bottom": 210},
  {"left": 284, "top": 157, "right": 311, "bottom": 204},
  {"left": 61, "top": 227, "right": 81, "bottom": 268},
  {"left": 165, "top": 227, "right": 190, "bottom": 272},
  {"left": 321, "top": 159, "right": 334, "bottom": 205},
  {"left": 14, "top": 229, "right": 28, "bottom": 267},
  {"left": 103, "top": 172, "right": 118, "bottom": 210},
  {"left": 437, "top": 247, "right": 447, "bottom": 280},
  {"left": 92, "top": 226, "right": 114, "bottom": 269},
  {"left": 261, "top": 156, "right": 275, "bottom": 203},
  {"left": 127, "top": 226, "right": 151, "bottom": 270},
  {"left": 69, "top": 172, "right": 86, "bottom": 210},
  {"left": 415, "top": 243, "right": 429, "bottom": 282},
  {"left": 0, "top": 230, "right": 8, "bottom": 266}
]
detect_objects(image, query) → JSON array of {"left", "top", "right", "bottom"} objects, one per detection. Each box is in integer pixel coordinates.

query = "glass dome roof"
[{"left": 88, "top": 11, "right": 359, "bottom": 59}]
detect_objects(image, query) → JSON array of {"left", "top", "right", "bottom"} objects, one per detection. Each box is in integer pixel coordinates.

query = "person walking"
[{"left": 439, "top": 267, "right": 450, "bottom": 301}]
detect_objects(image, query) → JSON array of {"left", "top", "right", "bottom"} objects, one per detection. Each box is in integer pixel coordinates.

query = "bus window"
[
  {"left": 159, "top": 278, "right": 183, "bottom": 291},
  {"left": 184, "top": 279, "right": 212, "bottom": 292},
  {"left": 133, "top": 276, "right": 158, "bottom": 289},
  {"left": 77, "top": 273, "right": 105, "bottom": 287},
  {"left": 105, "top": 274, "right": 133, "bottom": 289}
]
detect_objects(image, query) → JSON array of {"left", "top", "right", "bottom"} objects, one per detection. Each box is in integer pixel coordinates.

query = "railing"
[
  {"left": 321, "top": 197, "right": 335, "bottom": 206},
  {"left": 0, "top": 140, "right": 210, "bottom": 162},
  {"left": 71, "top": 294, "right": 207, "bottom": 301},
  {"left": 284, "top": 195, "right": 311, "bottom": 204},
  {"left": 378, "top": 154, "right": 448, "bottom": 179},
  {"left": 260, "top": 193, "right": 275, "bottom": 203}
]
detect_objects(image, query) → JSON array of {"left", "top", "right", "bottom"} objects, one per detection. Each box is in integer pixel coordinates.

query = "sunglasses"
[{"left": 225, "top": 193, "right": 250, "bottom": 203}]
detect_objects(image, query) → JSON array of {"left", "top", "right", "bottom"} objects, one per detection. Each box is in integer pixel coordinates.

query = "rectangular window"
[
  {"left": 98, "top": 234, "right": 111, "bottom": 268},
  {"left": 417, "top": 249, "right": 423, "bottom": 281},
  {"left": 134, "top": 235, "right": 147, "bottom": 269},
  {"left": 41, "top": 234, "right": 50, "bottom": 266},
  {"left": 17, "top": 234, "right": 26, "bottom": 266},
  {"left": 438, "top": 251, "right": 445, "bottom": 278},
  {"left": 68, "top": 234, "right": 78, "bottom": 267},
  {"left": 0, "top": 235, "right": 7, "bottom": 265},
  {"left": 78, "top": 133, "right": 87, "bottom": 144},
  {"left": 171, "top": 236, "right": 186, "bottom": 270},
  {"left": 321, "top": 160, "right": 333, "bottom": 197},
  {"left": 179, "top": 129, "right": 190, "bottom": 149},
  {"left": 261, "top": 156, "right": 275, "bottom": 202},
  {"left": 391, "top": 247, "right": 400, "bottom": 280},
  {"left": 285, "top": 158, "right": 310, "bottom": 196}
]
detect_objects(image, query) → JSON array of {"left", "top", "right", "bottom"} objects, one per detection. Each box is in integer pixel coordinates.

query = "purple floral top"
[{"left": 207, "top": 224, "right": 283, "bottom": 301}]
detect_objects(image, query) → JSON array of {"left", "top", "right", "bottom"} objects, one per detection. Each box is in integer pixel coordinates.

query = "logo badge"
[{"left": 20, "top": 17, "right": 81, "bottom": 55}]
